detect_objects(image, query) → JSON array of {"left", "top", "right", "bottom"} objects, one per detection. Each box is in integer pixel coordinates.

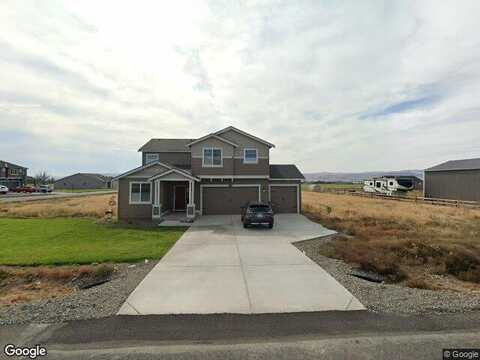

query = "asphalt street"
[{"left": 2, "top": 311, "right": 480, "bottom": 359}]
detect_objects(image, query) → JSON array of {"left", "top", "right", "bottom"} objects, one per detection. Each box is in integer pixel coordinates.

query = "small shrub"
[
  {"left": 78, "top": 266, "right": 94, "bottom": 277},
  {"left": 36, "top": 267, "right": 76, "bottom": 280},
  {"left": 92, "top": 264, "right": 114, "bottom": 279},
  {"left": 406, "top": 276, "right": 431, "bottom": 289},
  {"left": 316, "top": 243, "right": 340, "bottom": 259},
  {"left": 444, "top": 249, "right": 480, "bottom": 276},
  {"left": 0, "top": 268, "right": 10, "bottom": 286},
  {"left": 457, "top": 269, "right": 480, "bottom": 283},
  {"left": 0, "top": 268, "right": 9, "bottom": 280}
]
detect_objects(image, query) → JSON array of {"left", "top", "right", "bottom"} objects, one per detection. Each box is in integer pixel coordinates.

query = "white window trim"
[
  {"left": 202, "top": 147, "right": 223, "bottom": 168},
  {"left": 243, "top": 148, "right": 258, "bottom": 164},
  {"left": 129, "top": 181, "right": 152, "bottom": 204},
  {"left": 145, "top": 153, "right": 160, "bottom": 164}
]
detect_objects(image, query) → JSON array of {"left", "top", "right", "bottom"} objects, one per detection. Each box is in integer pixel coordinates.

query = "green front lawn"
[{"left": 0, "top": 218, "right": 186, "bottom": 265}]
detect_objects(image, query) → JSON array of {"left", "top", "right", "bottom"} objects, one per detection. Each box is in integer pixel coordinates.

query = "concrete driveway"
[{"left": 118, "top": 214, "right": 364, "bottom": 315}]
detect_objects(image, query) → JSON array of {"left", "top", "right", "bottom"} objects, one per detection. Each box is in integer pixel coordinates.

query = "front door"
[{"left": 174, "top": 185, "right": 187, "bottom": 211}]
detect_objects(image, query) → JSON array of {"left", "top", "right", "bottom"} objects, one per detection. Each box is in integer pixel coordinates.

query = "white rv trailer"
[{"left": 363, "top": 177, "right": 414, "bottom": 196}]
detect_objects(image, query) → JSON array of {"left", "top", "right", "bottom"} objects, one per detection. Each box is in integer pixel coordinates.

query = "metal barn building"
[
  {"left": 424, "top": 158, "right": 480, "bottom": 202},
  {"left": 54, "top": 173, "right": 113, "bottom": 190}
]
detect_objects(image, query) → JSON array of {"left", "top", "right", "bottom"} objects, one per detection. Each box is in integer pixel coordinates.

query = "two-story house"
[
  {"left": 0, "top": 160, "right": 28, "bottom": 190},
  {"left": 114, "top": 126, "right": 304, "bottom": 221}
]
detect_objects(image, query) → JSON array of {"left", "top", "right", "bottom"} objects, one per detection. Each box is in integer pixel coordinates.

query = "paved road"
[
  {"left": 0, "top": 190, "right": 116, "bottom": 203},
  {"left": 118, "top": 214, "right": 363, "bottom": 315},
  {"left": 2, "top": 311, "right": 480, "bottom": 359}
]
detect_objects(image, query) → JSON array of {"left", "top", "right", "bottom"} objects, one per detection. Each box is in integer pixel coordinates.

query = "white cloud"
[{"left": 0, "top": 0, "right": 480, "bottom": 176}]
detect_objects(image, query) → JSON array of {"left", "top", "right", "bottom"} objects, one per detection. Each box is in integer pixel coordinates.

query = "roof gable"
[
  {"left": 186, "top": 134, "right": 239, "bottom": 147},
  {"left": 269, "top": 164, "right": 304, "bottom": 179},
  {"left": 0, "top": 160, "right": 28, "bottom": 169},
  {"left": 113, "top": 162, "right": 172, "bottom": 180},
  {"left": 149, "top": 169, "right": 200, "bottom": 182},
  {"left": 215, "top": 126, "right": 275, "bottom": 148}
]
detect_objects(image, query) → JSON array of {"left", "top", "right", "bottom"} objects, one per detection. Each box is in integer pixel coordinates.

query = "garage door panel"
[
  {"left": 203, "top": 186, "right": 259, "bottom": 215},
  {"left": 270, "top": 186, "right": 297, "bottom": 213}
]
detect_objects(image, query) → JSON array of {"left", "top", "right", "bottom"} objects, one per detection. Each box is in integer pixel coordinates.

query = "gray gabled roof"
[
  {"left": 0, "top": 160, "right": 28, "bottom": 169},
  {"left": 54, "top": 173, "right": 111, "bottom": 183},
  {"left": 138, "top": 139, "right": 194, "bottom": 153},
  {"left": 425, "top": 158, "right": 480, "bottom": 172},
  {"left": 215, "top": 126, "right": 275, "bottom": 148},
  {"left": 270, "top": 165, "right": 304, "bottom": 179}
]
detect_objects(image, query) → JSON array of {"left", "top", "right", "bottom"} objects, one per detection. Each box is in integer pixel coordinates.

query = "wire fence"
[{"left": 312, "top": 188, "right": 480, "bottom": 209}]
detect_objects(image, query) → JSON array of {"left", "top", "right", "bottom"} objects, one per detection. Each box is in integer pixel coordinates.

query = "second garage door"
[
  {"left": 202, "top": 186, "right": 259, "bottom": 215},
  {"left": 270, "top": 185, "right": 298, "bottom": 213}
]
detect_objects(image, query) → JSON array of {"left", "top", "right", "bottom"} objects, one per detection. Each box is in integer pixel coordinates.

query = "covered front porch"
[{"left": 149, "top": 169, "right": 200, "bottom": 223}]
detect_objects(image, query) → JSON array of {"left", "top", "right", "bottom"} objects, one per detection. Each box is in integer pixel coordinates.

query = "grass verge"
[{"left": 0, "top": 217, "right": 186, "bottom": 265}]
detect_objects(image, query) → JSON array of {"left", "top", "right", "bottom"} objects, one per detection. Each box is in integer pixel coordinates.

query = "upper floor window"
[
  {"left": 203, "top": 148, "right": 222, "bottom": 167},
  {"left": 10, "top": 169, "right": 18, "bottom": 175},
  {"left": 130, "top": 182, "right": 151, "bottom": 204},
  {"left": 145, "top": 153, "right": 159, "bottom": 164},
  {"left": 243, "top": 148, "right": 258, "bottom": 164}
]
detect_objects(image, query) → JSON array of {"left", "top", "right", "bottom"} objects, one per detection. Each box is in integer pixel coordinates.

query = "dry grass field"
[
  {"left": 302, "top": 191, "right": 480, "bottom": 292},
  {"left": 0, "top": 194, "right": 117, "bottom": 219},
  {"left": 0, "top": 264, "right": 114, "bottom": 305}
]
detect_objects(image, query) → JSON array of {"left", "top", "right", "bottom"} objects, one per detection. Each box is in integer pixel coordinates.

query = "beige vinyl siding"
[
  {"left": 219, "top": 129, "right": 270, "bottom": 158},
  {"left": 190, "top": 138, "right": 235, "bottom": 158}
]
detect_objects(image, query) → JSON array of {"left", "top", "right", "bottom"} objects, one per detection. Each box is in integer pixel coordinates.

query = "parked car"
[
  {"left": 0, "top": 185, "right": 8, "bottom": 194},
  {"left": 14, "top": 186, "right": 36, "bottom": 193},
  {"left": 241, "top": 202, "right": 274, "bottom": 229},
  {"left": 38, "top": 185, "right": 53, "bottom": 193}
]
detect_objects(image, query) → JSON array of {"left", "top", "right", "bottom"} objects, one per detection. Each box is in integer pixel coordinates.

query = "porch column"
[
  {"left": 152, "top": 179, "right": 161, "bottom": 219},
  {"left": 186, "top": 180, "right": 196, "bottom": 219}
]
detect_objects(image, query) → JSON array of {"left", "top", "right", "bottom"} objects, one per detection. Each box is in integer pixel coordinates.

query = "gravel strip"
[
  {"left": 295, "top": 237, "right": 480, "bottom": 316},
  {"left": 0, "top": 261, "right": 156, "bottom": 325}
]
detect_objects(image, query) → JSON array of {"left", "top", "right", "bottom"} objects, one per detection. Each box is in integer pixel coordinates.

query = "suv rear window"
[{"left": 249, "top": 205, "right": 271, "bottom": 212}]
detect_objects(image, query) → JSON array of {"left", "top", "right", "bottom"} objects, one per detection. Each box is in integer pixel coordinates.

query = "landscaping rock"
[
  {"left": 295, "top": 238, "right": 480, "bottom": 316},
  {"left": 349, "top": 269, "right": 385, "bottom": 283},
  {"left": 0, "top": 261, "right": 156, "bottom": 325}
]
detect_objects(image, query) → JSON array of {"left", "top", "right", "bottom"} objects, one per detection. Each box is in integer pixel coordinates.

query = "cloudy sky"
[{"left": 1, "top": 0, "right": 480, "bottom": 176}]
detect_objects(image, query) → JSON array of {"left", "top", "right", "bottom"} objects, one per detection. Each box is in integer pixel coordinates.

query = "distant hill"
[{"left": 304, "top": 170, "right": 424, "bottom": 183}]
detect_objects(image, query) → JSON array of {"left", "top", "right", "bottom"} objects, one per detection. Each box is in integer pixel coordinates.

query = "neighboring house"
[
  {"left": 424, "top": 157, "right": 480, "bottom": 202},
  {"left": 54, "top": 173, "right": 114, "bottom": 190},
  {"left": 114, "top": 126, "right": 305, "bottom": 221},
  {"left": 0, "top": 160, "right": 28, "bottom": 189},
  {"left": 383, "top": 174, "right": 424, "bottom": 191}
]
